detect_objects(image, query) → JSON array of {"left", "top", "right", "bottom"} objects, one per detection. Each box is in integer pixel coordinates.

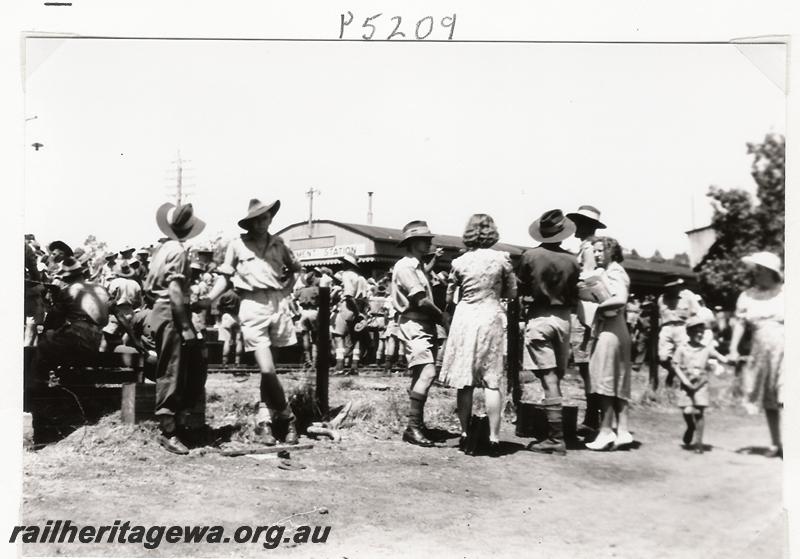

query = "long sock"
[
  {"left": 260, "top": 372, "right": 287, "bottom": 412},
  {"left": 407, "top": 391, "right": 427, "bottom": 429},
  {"left": 456, "top": 388, "right": 473, "bottom": 435},
  {"left": 682, "top": 412, "right": 695, "bottom": 444},
  {"left": 694, "top": 411, "right": 704, "bottom": 448}
]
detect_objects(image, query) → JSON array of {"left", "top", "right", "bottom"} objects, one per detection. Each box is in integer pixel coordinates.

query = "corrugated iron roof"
[
  {"left": 276, "top": 220, "right": 694, "bottom": 277},
  {"left": 276, "top": 220, "right": 531, "bottom": 256}
]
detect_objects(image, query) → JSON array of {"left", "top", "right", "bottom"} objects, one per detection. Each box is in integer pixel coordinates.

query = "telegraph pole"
[
  {"left": 176, "top": 151, "right": 183, "bottom": 205},
  {"left": 367, "top": 191, "right": 374, "bottom": 224},
  {"left": 166, "top": 150, "right": 194, "bottom": 205}
]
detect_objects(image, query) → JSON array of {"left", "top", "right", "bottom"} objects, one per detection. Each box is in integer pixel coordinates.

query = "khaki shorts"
[
  {"left": 658, "top": 323, "right": 688, "bottom": 362},
  {"left": 396, "top": 316, "right": 437, "bottom": 368},
  {"left": 239, "top": 290, "right": 297, "bottom": 351},
  {"left": 522, "top": 307, "right": 572, "bottom": 374}
]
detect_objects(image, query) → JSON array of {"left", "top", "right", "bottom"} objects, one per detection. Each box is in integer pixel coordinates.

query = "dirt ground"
[{"left": 21, "top": 367, "right": 785, "bottom": 558}]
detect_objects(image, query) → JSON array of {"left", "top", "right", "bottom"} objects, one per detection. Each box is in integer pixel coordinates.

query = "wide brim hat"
[
  {"left": 397, "top": 220, "right": 435, "bottom": 247},
  {"left": 237, "top": 199, "right": 281, "bottom": 230},
  {"left": 528, "top": 210, "right": 576, "bottom": 243},
  {"left": 566, "top": 205, "right": 607, "bottom": 229},
  {"left": 48, "top": 240, "right": 74, "bottom": 257},
  {"left": 156, "top": 202, "right": 206, "bottom": 241},
  {"left": 741, "top": 251, "right": 783, "bottom": 279},
  {"left": 104, "top": 253, "right": 117, "bottom": 262},
  {"left": 118, "top": 245, "right": 135, "bottom": 258},
  {"left": 340, "top": 253, "right": 361, "bottom": 270}
]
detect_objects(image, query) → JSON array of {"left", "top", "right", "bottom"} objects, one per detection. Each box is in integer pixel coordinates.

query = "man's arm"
[
  {"left": 168, "top": 279, "right": 195, "bottom": 341},
  {"left": 110, "top": 304, "right": 147, "bottom": 354},
  {"left": 423, "top": 248, "right": 444, "bottom": 274},
  {"left": 409, "top": 291, "right": 443, "bottom": 324}
]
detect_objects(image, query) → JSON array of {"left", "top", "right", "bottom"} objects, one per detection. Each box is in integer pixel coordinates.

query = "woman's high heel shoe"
[{"left": 586, "top": 430, "right": 616, "bottom": 451}]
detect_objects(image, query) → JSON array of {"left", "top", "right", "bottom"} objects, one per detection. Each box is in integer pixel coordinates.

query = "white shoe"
[
  {"left": 586, "top": 430, "right": 616, "bottom": 451},
  {"left": 613, "top": 430, "right": 634, "bottom": 449}
]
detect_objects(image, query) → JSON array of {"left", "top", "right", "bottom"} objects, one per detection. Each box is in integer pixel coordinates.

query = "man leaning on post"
[{"left": 143, "top": 202, "right": 209, "bottom": 455}]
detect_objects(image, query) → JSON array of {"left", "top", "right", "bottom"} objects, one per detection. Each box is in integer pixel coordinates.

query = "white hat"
[{"left": 741, "top": 251, "right": 782, "bottom": 278}]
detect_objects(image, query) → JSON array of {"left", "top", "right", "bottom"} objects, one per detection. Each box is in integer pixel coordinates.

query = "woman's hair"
[
  {"left": 462, "top": 214, "right": 500, "bottom": 249},
  {"left": 590, "top": 236, "right": 624, "bottom": 266}
]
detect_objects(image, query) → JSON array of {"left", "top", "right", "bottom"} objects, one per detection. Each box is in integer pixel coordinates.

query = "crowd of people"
[{"left": 23, "top": 200, "right": 784, "bottom": 459}]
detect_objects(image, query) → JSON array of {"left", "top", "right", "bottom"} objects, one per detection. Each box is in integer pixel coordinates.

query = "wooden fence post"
[
  {"left": 648, "top": 301, "right": 660, "bottom": 392},
  {"left": 506, "top": 297, "right": 521, "bottom": 406},
  {"left": 316, "top": 286, "right": 330, "bottom": 416}
]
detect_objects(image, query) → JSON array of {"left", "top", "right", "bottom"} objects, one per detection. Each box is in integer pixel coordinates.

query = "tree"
[
  {"left": 671, "top": 252, "right": 691, "bottom": 267},
  {"left": 696, "top": 133, "right": 785, "bottom": 308},
  {"left": 650, "top": 250, "right": 666, "bottom": 263}
]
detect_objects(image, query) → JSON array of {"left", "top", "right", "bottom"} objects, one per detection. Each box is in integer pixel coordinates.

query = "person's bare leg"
[
  {"left": 766, "top": 408, "right": 782, "bottom": 455},
  {"left": 333, "top": 336, "right": 346, "bottom": 372},
  {"left": 456, "top": 387, "right": 473, "bottom": 437},
  {"left": 693, "top": 408, "right": 705, "bottom": 453},
  {"left": 485, "top": 388, "right": 502, "bottom": 443},
  {"left": 682, "top": 408, "right": 695, "bottom": 446},
  {"left": 412, "top": 363, "right": 437, "bottom": 395}
]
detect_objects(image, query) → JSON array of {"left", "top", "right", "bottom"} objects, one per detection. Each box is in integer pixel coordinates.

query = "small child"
[
  {"left": 672, "top": 315, "right": 730, "bottom": 454},
  {"left": 216, "top": 290, "right": 243, "bottom": 365}
]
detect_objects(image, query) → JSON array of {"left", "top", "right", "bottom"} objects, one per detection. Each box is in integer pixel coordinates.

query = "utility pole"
[
  {"left": 306, "top": 187, "right": 321, "bottom": 236},
  {"left": 176, "top": 150, "right": 183, "bottom": 206},
  {"left": 166, "top": 150, "right": 195, "bottom": 205},
  {"left": 367, "top": 191, "right": 374, "bottom": 224}
]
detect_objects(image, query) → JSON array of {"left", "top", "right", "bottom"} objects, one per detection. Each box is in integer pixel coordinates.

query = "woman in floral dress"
[
  {"left": 728, "top": 251, "right": 784, "bottom": 458},
  {"left": 439, "top": 214, "right": 517, "bottom": 455},
  {"left": 584, "top": 236, "right": 634, "bottom": 451}
]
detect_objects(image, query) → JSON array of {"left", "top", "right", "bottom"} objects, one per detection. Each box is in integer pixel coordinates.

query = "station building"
[{"left": 275, "top": 219, "right": 696, "bottom": 296}]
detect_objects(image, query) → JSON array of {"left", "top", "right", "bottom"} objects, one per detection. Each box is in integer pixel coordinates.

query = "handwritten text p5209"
[{"left": 339, "top": 13, "right": 457, "bottom": 41}]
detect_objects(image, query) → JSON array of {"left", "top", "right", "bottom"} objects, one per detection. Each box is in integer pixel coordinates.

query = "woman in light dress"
[
  {"left": 584, "top": 236, "right": 635, "bottom": 451},
  {"left": 728, "top": 251, "right": 784, "bottom": 458},
  {"left": 439, "top": 214, "right": 517, "bottom": 456}
]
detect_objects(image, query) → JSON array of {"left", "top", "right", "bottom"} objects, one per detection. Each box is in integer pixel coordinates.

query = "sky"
[{"left": 22, "top": 38, "right": 786, "bottom": 257}]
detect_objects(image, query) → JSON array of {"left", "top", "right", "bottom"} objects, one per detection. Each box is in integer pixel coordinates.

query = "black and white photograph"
[{"left": 5, "top": 4, "right": 796, "bottom": 558}]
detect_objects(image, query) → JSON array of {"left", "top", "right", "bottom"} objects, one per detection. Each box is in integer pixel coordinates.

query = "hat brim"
[
  {"left": 397, "top": 233, "right": 435, "bottom": 247},
  {"left": 156, "top": 203, "right": 207, "bottom": 241},
  {"left": 528, "top": 218, "right": 576, "bottom": 243},
  {"left": 566, "top": 213, "right": 607, "bottom": 229},
  {"left": 48, "top": 241, "right": 74, "bottom": 256},
  {"left": 237, "top": 200, "right": 281, "bottom": 229},
  {"left": 663, "top": 280, "right": 686, "bottom": 288},
  {"left": 741, "top": 255, "right": 783, "bottom": 278}
]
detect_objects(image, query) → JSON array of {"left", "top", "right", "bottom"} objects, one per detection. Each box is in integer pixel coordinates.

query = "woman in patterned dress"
[
  {"left": 585, "top": 236, "right": 634, "bottom": 451},
  {"left": 728, "top": 251, "right": 784, "bottom": 458},
  {"left": 439, "top": 214, "right": 517, "bottom": 455}
]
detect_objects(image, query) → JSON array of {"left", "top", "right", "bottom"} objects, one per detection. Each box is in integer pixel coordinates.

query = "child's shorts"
[{"left": 677, "top": 382, "right": 710, "bottom": 408}]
